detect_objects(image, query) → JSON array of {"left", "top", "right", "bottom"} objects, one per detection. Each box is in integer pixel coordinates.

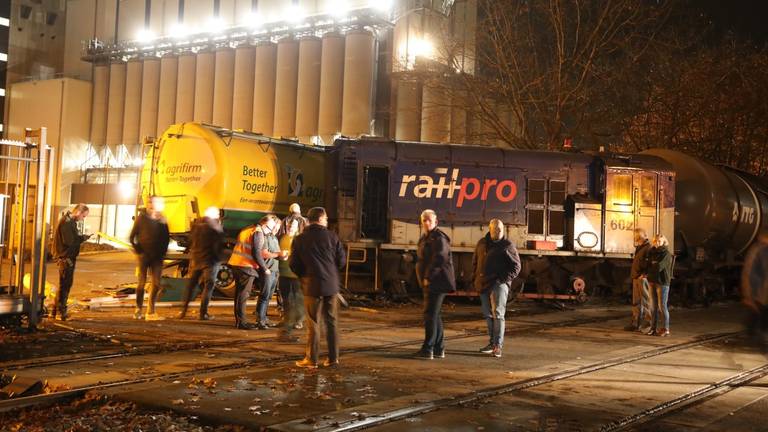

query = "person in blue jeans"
[
  {"left": 647, "top": 234, "right": 673, "bottom": 337},
  {"left": 253, "top": 215, "right": 287, "bottom": 329},
  {"left": 414, "top": 209, "right": 456, "bottom": 360},
  {"left": 472, "top": 219, "right": 521, "bottom": 358}
]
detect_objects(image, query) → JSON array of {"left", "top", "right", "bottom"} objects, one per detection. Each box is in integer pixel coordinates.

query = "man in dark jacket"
[
  {"left": 289, "top": 207, "right": 346, "bottom": 368},
  {"left": 51, "top": 203, "right": 90, "bottom": 320},
  {"left": 129, "top": 196, "right": 170, "bottom": 321},
  {"left": 179, "top": 206, "right": 225, "bottom": 320},
  {"left": 472, "top": 219, "right": 521, "bottom": 358},
  {"left": 414, "top": 209, "right": 456, "bottom": 360},
  {"left": 627, "top": 228, "right": 653, "bottom": 332}
]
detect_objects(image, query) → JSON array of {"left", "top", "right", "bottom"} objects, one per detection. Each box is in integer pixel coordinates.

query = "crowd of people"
[
  {"left": 58, "top": 202, "right": 768, "bottom": 365},
  {"left": 51, "top": 200, "right": 527, "bottom": 367}
]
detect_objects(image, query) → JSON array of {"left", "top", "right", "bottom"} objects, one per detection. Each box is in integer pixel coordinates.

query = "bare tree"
[{"left": 444, "top": 0, "right": 674, "bottom": 149}]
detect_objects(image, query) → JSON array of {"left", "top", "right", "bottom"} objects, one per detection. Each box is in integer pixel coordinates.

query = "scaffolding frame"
[{"left": 0, "top": 128, "right": 55, "bottom": 329}]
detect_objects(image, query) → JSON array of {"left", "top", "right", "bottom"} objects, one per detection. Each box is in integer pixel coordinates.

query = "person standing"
[
  {"left": 647, "top": 234, "right": 674, "bottom": 336},
  {"left": 179, "top": 206, "right": 225, "bottom": 320},
  {"left": 290, "top": 207, "right": 346, "bottom": 368},
  {"left": 626, "top": 228, "right": 653, "bottom": 332},
  {"left": 414, "top": 209, "right": 456, "bottom": 360},
  {"left": 254, "top": 215, "right": 285, "bottom": 329},
  {"left": 283, "top": 203, "right": 309, "bottom": 234},
  {"left": 277, "top": 218, "right": 302, "bottom": 342},
  {"left": 227, "top": 220, "right": 269, "bottom": 329},
  {"left": 129, "top": 196, "right": 170, "bottom": 321},
  {"left": 51, "top": 203, "right": 90, "bottom": 321},
  {"left": 472, "top": 219, "right": 521, "bottom": 358}
]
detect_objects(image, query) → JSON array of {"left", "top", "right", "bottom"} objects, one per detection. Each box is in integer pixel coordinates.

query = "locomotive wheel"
[
  {"left": 215, "top": 264, "right": 237, "bottom": 298},
  {"left": 576, "top": 291, "right": 588, "bottom": 304}
]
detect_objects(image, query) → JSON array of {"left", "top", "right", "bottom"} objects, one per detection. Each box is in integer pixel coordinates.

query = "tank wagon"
[
  {"left": 143, "top": 123, "right": 683, "bottom": 299},
  {"left": 643, "top": 149, "right": 768, "bottom": 302}
]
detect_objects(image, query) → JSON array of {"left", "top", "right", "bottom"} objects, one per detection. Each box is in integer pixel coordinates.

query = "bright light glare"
[
  {"left": 327, "top": 0, "right": 349, "bottom": 17},
  {"left": 206, "top": 17, "right": 226, "bottom": 33},
  {"left": 118, "top": 181, "right": 135, "bottom": 199},
  {"left": 285, "top": 4, "right": 305, "bottom": 22},
  {"left": 410, "top": 37, "right": 434, "bottom": 59},
  {"left": 245, "top": 13, "right": 263, "bottom": 28},
  {"left": 135, "top": 28, "right": 156, "bottom": 42},
  {"left": 169, "top": 23, "right": 188, "bottom": 39},
  {"left": 370, "top": 0, "right": 393, "bottom": 12}
]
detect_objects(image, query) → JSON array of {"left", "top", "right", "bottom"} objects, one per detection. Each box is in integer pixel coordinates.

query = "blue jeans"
[
  {"left": 256, "top": 271, "right": 278, "bottom": 324},
  {"left": 480, "top": 282, "right": 509, "bottom": 347},
  {"left": 650, "top": 283, "right": 670, "bottom": 330},
  {"left": 422, "top": 292, "right": 447, "bottom": 353}
]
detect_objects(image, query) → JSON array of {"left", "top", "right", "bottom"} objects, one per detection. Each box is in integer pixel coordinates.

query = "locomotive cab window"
[
  {"left": 611, "top": 174, "right": 633, "bottom": 206},
  {"left": 526, "top": 178, "right": 566, "bottom": 237},
  {"left": 640, "top": 174, "right": 656, "bottom": 207},
  {"left": 548, "top": 180, "right": 566, "bottom": 236}
]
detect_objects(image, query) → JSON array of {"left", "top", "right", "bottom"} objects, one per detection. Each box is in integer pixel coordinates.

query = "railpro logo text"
[{"left": 398, "top": 168, "right": 517, "bottom": 207}]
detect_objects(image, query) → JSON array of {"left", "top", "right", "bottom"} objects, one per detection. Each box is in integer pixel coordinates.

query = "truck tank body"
[
  {"left": 643, "top": 149, "right": 768, "bottom": 256},
  {"left": 141, "top": 123, "right": 328, "bottom": 235}
]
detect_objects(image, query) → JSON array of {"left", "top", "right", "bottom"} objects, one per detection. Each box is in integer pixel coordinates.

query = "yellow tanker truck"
[{"left": 140, "top": 122, "right": 332, "bottom": 240}]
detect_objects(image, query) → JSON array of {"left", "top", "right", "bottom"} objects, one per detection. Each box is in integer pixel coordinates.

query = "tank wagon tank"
[
  {"left": 139, "top": 122, "right": 332, "bottom": 241},
  {"left": 643, "top": 149, "right": 768, "bottom": 301}
]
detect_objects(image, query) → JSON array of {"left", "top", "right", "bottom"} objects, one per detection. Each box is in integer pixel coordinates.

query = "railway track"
[
  {"left": 0, "top": 312, "right": 627, "bottom": 413},
  {"left": 2, "top": 307, "right": 620, "bottom": 373},
  {"left": 275, "top": 331, "right": 743, "bottom": 432}
]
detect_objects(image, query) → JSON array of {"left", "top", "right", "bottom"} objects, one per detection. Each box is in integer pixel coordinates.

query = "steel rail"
[
  {"left": 599, "top": 362, "right": 768, "bottom": 431},
  {"left": 0, "top": 313, "right": 627, "bottom": 413},
  {"left": 298, "top": 331, "right": 741, "bottom": 432}
]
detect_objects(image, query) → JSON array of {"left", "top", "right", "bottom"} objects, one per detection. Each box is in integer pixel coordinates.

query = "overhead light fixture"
[
  {"left": 327, "top": 0, "right": 349, "bottom": 17},
  {"left": 370, "top": 0, "right": 393, "bottom": 12},
  {"left": 169, "top": 23, "right": 188, "bottom": 39},
  {"left": 285, "top": 4, "right": 304, "bottom": 23},
  {"left": 136, "top": 28, "right": 156, "bottom": 43},
  {"left": 206, "top": 17, "right": 226, "bottom": 34}
]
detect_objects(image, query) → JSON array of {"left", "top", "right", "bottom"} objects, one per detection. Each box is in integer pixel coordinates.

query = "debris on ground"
[{"left": 0, "top": 392, "right": 245, "bottom": 432}]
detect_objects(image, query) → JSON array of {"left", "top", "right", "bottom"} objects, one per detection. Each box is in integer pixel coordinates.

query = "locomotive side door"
[
  {"left": 604, "top": 169, "right": 636, "bottom": 253},
  {"left": 635, "top": 172, "right": 659, "bottom": 241}
]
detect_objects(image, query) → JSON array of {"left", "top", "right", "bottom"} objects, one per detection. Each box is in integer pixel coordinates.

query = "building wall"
[{"left": 6, "top": 78, "right": 92, "bottom": 213}]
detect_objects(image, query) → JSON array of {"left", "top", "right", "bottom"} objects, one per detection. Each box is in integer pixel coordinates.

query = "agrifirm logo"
[
  {"left": 398, "top": 168, "right": 517, "bottom": 208},
  {"left": 164, "top": 162, "right": 202, "bottom": 176}
]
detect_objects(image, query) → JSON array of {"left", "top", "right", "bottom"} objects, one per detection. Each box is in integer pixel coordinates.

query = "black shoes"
[
  {"left": 200, "top": 313, "right": 215, "bottom": 321},
  {"left": 413, "top": 350, "right": 434, "bottom": 360},
  {"left": 479, "top": 344, "right": 494, "bottom": 354},
  {"left": 236, "top": 322, "right": 256, "bottom": 330},
  {"left": 435, "top": 348, "right": 446, "bottom": 359}
]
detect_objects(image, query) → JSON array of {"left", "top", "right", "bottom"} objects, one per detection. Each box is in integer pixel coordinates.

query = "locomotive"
[{"left": 141, "top": 122, "right": 766, "bottom": 300}]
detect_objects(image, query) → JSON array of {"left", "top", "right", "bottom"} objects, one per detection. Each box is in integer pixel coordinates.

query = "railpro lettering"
[{"left": 398, "top": 167, "right": 517, "bottom": 207}]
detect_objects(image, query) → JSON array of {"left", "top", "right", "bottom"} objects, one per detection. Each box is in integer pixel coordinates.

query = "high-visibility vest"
[{"left": 228, "top": 225, "right": 259, "bottom": 269}]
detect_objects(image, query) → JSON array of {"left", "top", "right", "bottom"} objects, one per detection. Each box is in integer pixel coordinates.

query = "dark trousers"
[
  {"left": 255, "top": 270, "right": 278, "bottom": 324},
  {"left": 304, "top": 294, "right": 339, "bottom": 363},
  {"left": 181, "top": 263, "right": 219, "bottom": 316},
  {"left": 55, "top": 258, "right": 76, "bottom": 316},
  {"left": 232, "top": 267, "right": 256, "bottom": 326},
  {"left": 422, "top": 291, "right": 447, "bottom": 353},
  {"left": 136, "top": 258, "right": 163, "bottom": 314},
  {"left": 279, "top": 277, "right": 303, "bottom": 335}
]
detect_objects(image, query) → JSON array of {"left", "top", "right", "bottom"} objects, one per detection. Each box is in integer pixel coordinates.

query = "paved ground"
[{"left": 1, "top": 252, "right": 766, "bottom": 431}]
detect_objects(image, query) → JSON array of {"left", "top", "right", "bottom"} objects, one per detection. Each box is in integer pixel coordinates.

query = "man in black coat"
[
  {"left": 51, "top": 203, "right": 90, "bottom": 320},
  {"left": 289, "top": 207, "right": 346, "bottom": 368},
  {"left": 414, "top": 209, "right": 456, "bottom": 360},
  {"left": 627, "top": 228, "right": 653, "bottom": 332},
  {"left": 472, "top": 219, "right": 521, "bottom": 358},
  {"left": 129, "top": 196, "right": 170, "bottom": 321},
  {"left": 179, "top": 206, "right": 225, "bottom": 320}
]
